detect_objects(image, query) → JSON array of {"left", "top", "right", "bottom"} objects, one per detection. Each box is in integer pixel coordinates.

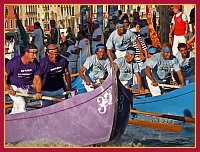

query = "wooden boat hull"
[
  {"left": 5, "top": 65, "right": 132, "bottom": 146},
  {"left": 133, "top": 82, "right": 195, "bottom": 118}
]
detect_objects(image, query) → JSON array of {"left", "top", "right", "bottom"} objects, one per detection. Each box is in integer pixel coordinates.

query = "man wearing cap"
[
  {"left": 39, "top": 44, "right": 75, "bottom": 107},
  {"left": 169, "top": 5, "right": 189, "bottom": 55},
  {"left": 174, "top": 43, "right": 195, "bottom": 83},
  {"left": 145, "top": 43, "right": 185, "bottom": 96},
  {"left": 50, "top": 19, "right": 61, "bottom": 52},
  {"left": 114, "top": 47, "right": 143, "bottom": 93},
  {"left": 79, "top": 44, "right": 110, "bottom": 92},
  {"left": 91, "top": 20, "right": 104, "bottom": 55},
  {"left": 106, "top": 21, "right": 145, "bottom": 62},
  {"left": 140, "top": 46, "right": 158, "bottom": 92},
  {"left": 5, "top": 43, "right": 42, "bottom": 114}
]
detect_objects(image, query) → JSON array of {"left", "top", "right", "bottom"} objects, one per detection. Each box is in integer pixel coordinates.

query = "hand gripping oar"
[
  {"left": 130, "top": 109, "right": 195, "bottom": 124},
  {"left": 5, "top": 91, "right": 65, "bottom": 102},
  {"left": 128, "top": 119, "right": 182, "bottom": 132},
  {"left": 5, "top": 102, "right": 41, "bottom": 109}
]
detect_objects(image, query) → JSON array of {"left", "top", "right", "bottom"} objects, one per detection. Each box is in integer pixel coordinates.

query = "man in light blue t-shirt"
[
  {"left": 79, "top": 44, "right": 110, "bottom": 92},
  {"left": 106, "top": 22, "right": 145, "bottom": 62},
  {"left": 114, "top": 47, "right": 143, "bottom": 93},
  {"left": 145, "top": 43, "right": 185, "bottom": 96},
  {"left": 175, "top": 43, "right": 195, "bottom": 83}
]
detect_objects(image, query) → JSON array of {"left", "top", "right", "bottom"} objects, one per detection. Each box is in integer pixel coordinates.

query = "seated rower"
[
  {"left": 145, "top": 43, "right": 185, "bottom": 96},
  {"left": 114, "top": 47, "right": 143, "bottom": 93},
  {"left": 174, "top": 43, "right": 195, "bottom": 83},
  {"left": 140, "top": 46, "right": 158, "bottom": 92},
  {"left": 79, "top": 44, "right": 111, "bottom": 92},
  {"left": 5, "top": 44, "right": 42, "bottom": 114},
  {"left": 40, "top": 44, "right": 75, "bottom": 107}
]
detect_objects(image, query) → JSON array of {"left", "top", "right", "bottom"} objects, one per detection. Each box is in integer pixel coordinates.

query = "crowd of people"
[{"left": 5, "top": 5, "right": 195, "bottom": 114}]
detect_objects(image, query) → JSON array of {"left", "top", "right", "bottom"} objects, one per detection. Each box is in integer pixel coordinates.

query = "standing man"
[
  {"left": 40, "top": 44, "right": 75, "bottom": 107},
  {"left": 50, "top": 19, "right": 61, "bottom": 52},
  {"left": 106, "top": 22, "right": 145, "bottom": 62},
  {"left": 175, "top": 43, "right": 195, "bottom": 83},
  {"left": 114, "top": 47, "right": 143, "bottom": 93},
  {"left": 32, "top": 22, "right": 45, "bottom": 61},
  {"left": 169, "top": 5, "right": 189, "bottom": 55},
  {"left": 91, "top": 20, "right": 104, "bottom": 54},
  {"left": 145, "top": 43, "right": 185, "bottom": 96},
  {"left": 5, "top": 44, "right": 42, "bottom": 114},
  {"left": 72, "top": 30, "right": 91, "bottom": 72},
  {"left": 79, "top": 44, "right": 110, "bottom": 92}
]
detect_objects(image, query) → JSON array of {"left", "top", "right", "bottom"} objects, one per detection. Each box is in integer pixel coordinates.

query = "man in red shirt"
[{"left": 169, "top": 5, "right": 189, "bottom": 55}]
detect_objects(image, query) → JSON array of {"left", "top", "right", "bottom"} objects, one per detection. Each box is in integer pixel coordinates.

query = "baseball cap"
[{"left": 171, "top": 5, "right": 181, "bottom": 9}]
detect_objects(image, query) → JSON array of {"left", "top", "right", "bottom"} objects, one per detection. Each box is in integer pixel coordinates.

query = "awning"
[{"left": 26, "top": 26, "right": 35, "bottom": 31}]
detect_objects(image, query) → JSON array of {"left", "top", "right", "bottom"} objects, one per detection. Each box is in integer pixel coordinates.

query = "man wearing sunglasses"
[{"left": 39, "top": 44, "right": 75, "bottom": 107}]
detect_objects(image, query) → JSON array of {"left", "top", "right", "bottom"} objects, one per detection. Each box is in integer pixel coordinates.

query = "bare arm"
[
  {"left": 134, "top": 72, "right": 143, "bottom": 91},
  {"left": 5, "top": 72, "right": 15, "bottom": 95},
  {"left": 33, "top": 75, "right": 42, "bottom": 99},
  {"left": 64, "top": 68, "right": 75, "bottom": 91},
  {"left": 169, "top": 24, "right": 175, "bottom": 37},
  {"left": 176, "top": 70, "right": 186, "bottom": 87},
  {"left": 145, "top": 66, "right": 158, "bottom": 86},
  {"left": 107, "top": 49, "right": 114, "bottom": 62},
  {"left": 79, "top": 66, "right": 91, "bottom": 85}
]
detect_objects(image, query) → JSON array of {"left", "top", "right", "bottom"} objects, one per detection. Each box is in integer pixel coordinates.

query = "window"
[
  {"left": 5, "top": 20, "right": 8, "bottom": 28},
  {"left": 10, "top": 20, "right": 13, "bottom": 28},
  {"left": 20, "top": 6, "right": 22, "bottom": 14},
  {"left": 5, "top": 7, "right": 8, "bottom": 16}
]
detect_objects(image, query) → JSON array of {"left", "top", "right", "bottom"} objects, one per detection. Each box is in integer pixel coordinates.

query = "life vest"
[{"left": 174, "top": 13, "right": 186, "bottom": 36}]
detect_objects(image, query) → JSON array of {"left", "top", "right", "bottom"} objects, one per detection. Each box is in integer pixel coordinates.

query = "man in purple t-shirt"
[
  {"left": 5, "top": 44, "right": 42, "bottom": 114},
  {"left": 40, "top": 44, "right": 75, "bottom": 107}
]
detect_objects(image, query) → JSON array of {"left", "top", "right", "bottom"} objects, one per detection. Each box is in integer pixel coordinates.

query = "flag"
[{"left": 146, "top": 6, "right": 162, "bottom": 49}]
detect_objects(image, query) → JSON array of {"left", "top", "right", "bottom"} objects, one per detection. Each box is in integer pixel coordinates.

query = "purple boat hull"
[{"left": 5, "top": 65, "right": 132, "bottom": 146}]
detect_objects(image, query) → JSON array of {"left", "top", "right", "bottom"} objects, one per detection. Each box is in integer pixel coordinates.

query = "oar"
[
  {"left": 130, "top": 109, "right": 195, "bottom": 124},
  {"left": 128, "top": 119, "right": 182, "bottom": 132},
  {"left": 158, "top": 84, "right": 181, "bottom": 89},
  {"left": 5, "top": 102, "right": 41, "bottom": 109},
  {"left": 5, "top": 91, "right": 65, "bottom": 102},
  {"left": 71, "top": 73, "right": 79, "bottom": 78}
]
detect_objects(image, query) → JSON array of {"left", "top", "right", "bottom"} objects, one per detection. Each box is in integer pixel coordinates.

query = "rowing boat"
[
  {"left": 133, "top": 82, "right": 195, "bottom": 118},
  {"left": 5, "top": 64, "right": 132, "bottom": 146}
]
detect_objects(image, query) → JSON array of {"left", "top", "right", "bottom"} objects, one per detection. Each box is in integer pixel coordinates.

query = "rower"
[
  {"left": 5, "top": 43, "right": 42, "bottom": 114},
  {"left": 106, "top": 21, "right": 145, "bottom": 62},
  {"left": 174, "top": 43, "right": 195, "bottom": 83},
  {"left": 114, "top": 47, "right": 143, "bottom": 93},
  {"left": 79, "top": 44, "right": 110, "bottom": 92},
  {"left": 145, "top": 43, "right": 185, "bottom": 96},
  {"left": 39, "top": 44, "right": 75, "bottom": 107}
]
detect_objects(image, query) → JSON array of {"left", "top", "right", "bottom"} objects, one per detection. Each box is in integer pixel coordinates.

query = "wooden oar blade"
[
  {"left": 128, "top": 119, "right": 182, "bottom": 132},
  {"left": 130, "top": 109, "right": 195, "bottom": 124}
]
